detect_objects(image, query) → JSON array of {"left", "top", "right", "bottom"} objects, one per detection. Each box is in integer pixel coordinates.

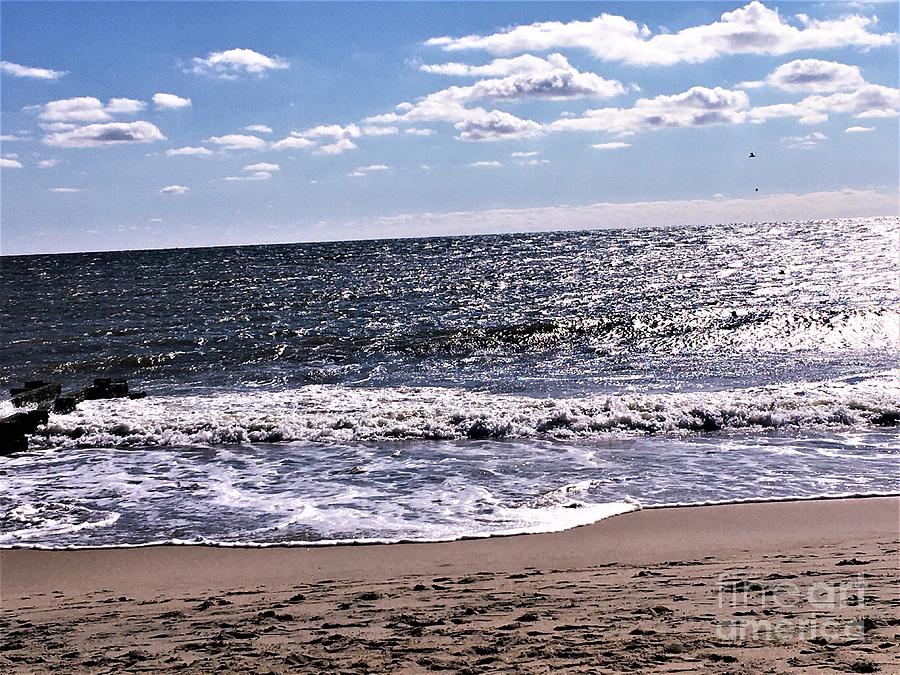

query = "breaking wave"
[{"left": 20, "top": 370, "right": 899, "bottom": 449}]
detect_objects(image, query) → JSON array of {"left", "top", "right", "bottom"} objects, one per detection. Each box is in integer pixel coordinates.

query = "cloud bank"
[
  {"left": 347, "top": 189, "right": 898, "bottom": 240},
  {"left": 750, "top": 84, "right": 899, "bottom": 125},
  {"left": 367, "top": 53, "right": 625, "bottom": 141},
  {"left": 425, "top": 2, "right": 896, "bottom": 66},
  {"left": 551, "top": 86, "right": 750, "bottom": 136}
]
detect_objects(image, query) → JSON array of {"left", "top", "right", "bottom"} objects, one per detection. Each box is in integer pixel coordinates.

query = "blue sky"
[{"left": 1, "top": 1, "right": 897, "bottom": 254}]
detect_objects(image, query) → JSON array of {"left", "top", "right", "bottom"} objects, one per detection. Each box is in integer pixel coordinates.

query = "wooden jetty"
[
  {"left": 1, "top": 379, "right": 146, "bottom": 456},
  {"left": 0, "top": 410, "right": 49, "bottom": 454},
  {"left": 11, "top": 380, "right": 60, "bottom": 407}
]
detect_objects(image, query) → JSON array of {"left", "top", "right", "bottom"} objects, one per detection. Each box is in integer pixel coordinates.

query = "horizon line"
[{"left": 3, "top": 212, "right": 897, "bottom": 259}]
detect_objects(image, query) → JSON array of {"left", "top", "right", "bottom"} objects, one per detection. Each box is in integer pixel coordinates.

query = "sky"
[{"left": 1, "top": 1, "right": 898, "bottom": 255}]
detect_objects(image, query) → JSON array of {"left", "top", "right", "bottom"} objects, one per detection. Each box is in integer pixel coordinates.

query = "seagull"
[{"left": 748, "top": 152, "right": 756, "bottom": 158}]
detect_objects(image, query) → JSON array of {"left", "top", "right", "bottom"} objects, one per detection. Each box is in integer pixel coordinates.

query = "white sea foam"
[
  {"left": 3, "top": 501, "right": 639, "bottom": 550},
  {"left": 2, "top": 428, "right": 897, "bottom": 548},
  {"left": 27, "top": 370, "right": 900, "bottom": 448},
  {"left": 0, "top": 508, "right": 121, "bottom": 545}
]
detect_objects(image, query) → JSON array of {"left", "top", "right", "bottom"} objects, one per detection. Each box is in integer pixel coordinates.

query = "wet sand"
[{"left": 1, "top": 497, "right": 898, "bottom": 673}]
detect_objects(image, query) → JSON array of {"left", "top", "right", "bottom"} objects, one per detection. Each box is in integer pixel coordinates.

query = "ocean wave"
[
  {"left": 397, "top": 307, "right": 899, "bottom": 356},
  {"left": 18, "top": 370, "right": 900, "bottom": 449}
]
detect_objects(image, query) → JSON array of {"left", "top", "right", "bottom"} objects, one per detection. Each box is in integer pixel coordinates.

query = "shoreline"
[
  {"left": 2, "top": 497, "right": 898, "bottom": 672},
  {"left": 2, "top": 490, "right": 898, "bottom": 552}
]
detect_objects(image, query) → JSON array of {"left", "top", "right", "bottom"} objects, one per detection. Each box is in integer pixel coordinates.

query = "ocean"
[{"left": 1, "top": 217, "right": 898, "bottom": 548}]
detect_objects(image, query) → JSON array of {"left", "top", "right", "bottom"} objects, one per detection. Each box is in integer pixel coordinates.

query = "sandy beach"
[{"left": 1, "top": 496, "right": 897, "bottom": 673}]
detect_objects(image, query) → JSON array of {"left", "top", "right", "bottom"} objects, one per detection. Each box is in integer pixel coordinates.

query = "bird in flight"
[{"left": 748, "top": 152, "right": 756, "bottom": 158}]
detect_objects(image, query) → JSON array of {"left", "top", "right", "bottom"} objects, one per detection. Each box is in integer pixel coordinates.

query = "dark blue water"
[
  {"left": 3, "top": 218, "right": 897, "bottom": 396},
  {"left": 1, "top": 217, "right": 898, "bottom": 547}
]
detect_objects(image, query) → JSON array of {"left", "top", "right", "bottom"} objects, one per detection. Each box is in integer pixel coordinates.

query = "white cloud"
[
  {"left": 367, "top": 54, "right": 617, "bottom": 142},
  {"left": 425, "top": 1, "right": 896, "bottom": 66},
  {"left": 38, "top": 159, "right": 61, "bottom": 168},
  {"left": 105, "top": 98, "right": 147, "bottom": 115},
  {"left": 270, "top": 124, "right": 363, "bottom": 154},
  {"left": 764, "top": 59, "right": 866, "bottom": 93},
  {"left": 548, "top": 77, "right": 892, "bottom": 141},
  {"left": 1, "top": 60, "right": 67, "bottom": 80},
  {"left": 166, "top": 146, "right": 213, "bottom": 156},
  {"left": 469, "top": 160, "right": 503, "bottom": 167},
  {"left": 317, "top": 138, "right": 357, "bottom": 155},
  {"left": 189, "top": 48, "right": 289, "bottom": 79},
  {"left": 455, "top": 109, "right": 542, "bottom": 141},
  {"left": 204, "top": 134, "right": 268, "bottom": 151},
  {"left": 405, "top": 128, "right": 435, "bottom": 136},
  {"left": 421, "top": 53, "right": 564, "bottom": 77},
  {"left": 50, "top": 187, "right": 82, "bottom": 193},
  {"left": 749, "top": 84, "right": 899, "bottom": 124},
  {"left": 244, "top": 124, "right": 273, "bottom": 134},
  {"left": 0, "top": 157, "right": 23, "bottom": 169},
  {"left": 243, "top": 162, "right": 280, "bottom": 172},
  {"left": 304, "top": 123, "right": 362, "bottom": 140},
  {"left": 271, "top": 135, "right": 315, "bottom": 151},
  {"left": 420, "top": 53, "right": 626, "bottom": 101},
  {"left": 37, "top": 97, "right": 145, "bottom": 123},
  {"left": 782, "top": 131, "right": 827, "bottom": 149},
  {"left": 42, "top": 121, "right": 166, "bottom": 148},
  {"left": 515, "top": 158, "right": 549, "bottom": 166},
  {"left": 153, "top": 93, "right": 192, "bottom": 110},
  {"left": 349, "top": 164, "right": 391, "bottom": 177},
  {"left": 361, "top": 125, "right": 399, "bottom": 136},
  {"left": 420, "top": 54, "right": 625, "bottom": 104},
  {"left": 0, "top": 133, "right": 32, "bottom": 141},
  {"left": 511, "top": 151, "right": 539, "bottom": 157},
  {"left": 551, "top": 86, "right": 750, "bottom": 136},
  {"left": 845, "top": 125, "right": 874, "bottom": 133},
  {"left": 160, "top": 184, "right": 190, "bottom": 194},
  {"left": 592, "top": 141, "right": 631, "bottom": 149}
]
